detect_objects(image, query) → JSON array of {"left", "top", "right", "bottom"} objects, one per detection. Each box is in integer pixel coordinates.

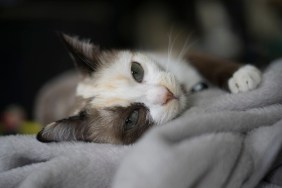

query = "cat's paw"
[{"left": 228, "top": 65, "right": 262, "bottom": 93}]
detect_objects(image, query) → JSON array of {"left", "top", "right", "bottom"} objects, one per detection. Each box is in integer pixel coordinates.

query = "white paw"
[{"left": 228, "top": 65, "right": 262, "bottom": 93}]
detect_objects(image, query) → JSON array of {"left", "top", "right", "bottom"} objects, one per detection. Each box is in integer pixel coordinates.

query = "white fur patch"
[
  {"left": 75, "top": 51, "right": 199, "bottom": 125},
  {"left": 76, "top": 82, "right": 97, "bottom": 98},
  {"left": 228, "top": 65, "right": 262, "bottom": 93}
]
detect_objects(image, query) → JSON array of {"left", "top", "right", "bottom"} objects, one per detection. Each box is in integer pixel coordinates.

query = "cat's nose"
[
  {"left": 146, "top": 85, "right": 177, "bottom": 105},
  {"left": 162, "top": 88, "right": 176, "bottom": 105}
]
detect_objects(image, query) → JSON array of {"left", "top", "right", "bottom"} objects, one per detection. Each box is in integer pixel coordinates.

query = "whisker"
[
  {"left": 166, "top": 29, "right": 180, "bottom": 72},
  {"left": 167, "top": 28, "right": 173, "bottom": 72},
  {"left": 177, "top": 33, "right": 191, "bottom": 61}
]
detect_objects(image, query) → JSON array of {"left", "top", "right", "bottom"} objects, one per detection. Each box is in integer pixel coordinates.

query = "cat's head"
[{"left": 37, "top": 34, "right": 188, "bottom": 144}]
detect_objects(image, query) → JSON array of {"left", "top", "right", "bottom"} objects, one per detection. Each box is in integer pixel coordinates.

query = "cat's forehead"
[
  {"left": 101, "top": 51, "right": 162, "bottom": 83},
  {"left": 76, "top": 50, "right": 162, "bottom": 99},
  {"left": 107, "top": 50, "right": 159, "bottom": 68}
]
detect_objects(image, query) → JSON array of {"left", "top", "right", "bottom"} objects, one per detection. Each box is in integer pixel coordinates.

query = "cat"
[{"left": 36, "top": 33, "right": 262, "bottom": 144}]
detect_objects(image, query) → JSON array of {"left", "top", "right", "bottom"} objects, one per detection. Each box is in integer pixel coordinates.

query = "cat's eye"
[
  {"left": 124, "top": 109, "right": 139, "bottom": 131},
  {"left": 131, "top": 61, "right": 144, "bottom": 83},
  {"left": 191, "top": 82, "right": 209, "bottom": 93}
]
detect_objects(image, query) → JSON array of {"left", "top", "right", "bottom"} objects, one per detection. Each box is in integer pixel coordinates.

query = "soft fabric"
[
  {"left": 0, "top": 136, "right": 130, "bottom": 188},
  {"left": 1, "top": 59, "right": 282, "bottom": 188},
  {"left": 112, "top": 60, "right": 282, "bottom": 188}
]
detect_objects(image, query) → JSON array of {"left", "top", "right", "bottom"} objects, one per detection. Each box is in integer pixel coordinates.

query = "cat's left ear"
[
  {"left": 36, "top": 111, "right": 91, "bottom": 142},
  {"left": 58, "top": 33, "right": 101, "bottom": 75}
]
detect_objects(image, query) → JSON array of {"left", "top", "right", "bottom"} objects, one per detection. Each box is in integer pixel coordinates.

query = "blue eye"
[
  {"left": 124, "top": 109, "right": 139, "bottom": 131},
  {"left": 131, "top": 62, "right": 144, "bottom": 83},
  {"left": 191, "top": 82, "right": 209, "bottom": 93}
]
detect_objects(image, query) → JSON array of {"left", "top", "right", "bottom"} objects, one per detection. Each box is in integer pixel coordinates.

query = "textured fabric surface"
[
  {"left": 112, "top": 59, "right": 282, "bottom": 188},
  {"left": 1, "top": 60, "right": 282, "bottom": 188},
  {"left": 0, "top": 135, "right": 130, "bottom": 188}
]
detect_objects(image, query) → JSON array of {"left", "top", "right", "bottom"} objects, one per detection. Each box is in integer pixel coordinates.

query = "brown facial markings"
[
  {"left": 105, "top": 103, "right": 154, "bottom": 144},
  {"left": 37, "top": 101, "right": 155, "bottom": 145},
  {"left": 76, "top": 107, "right": 121, "bottom": 144},
  {"left": 85, "top": 103, "right": 154, "bottom": 144}
]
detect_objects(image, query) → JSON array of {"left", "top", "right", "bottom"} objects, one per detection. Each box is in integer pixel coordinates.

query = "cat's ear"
[
  {"left": 36, "top": 111, "right": 91, "bottom": 142},
  {"left": 58, "top": 33, "right": 100, "bottom": 75}
]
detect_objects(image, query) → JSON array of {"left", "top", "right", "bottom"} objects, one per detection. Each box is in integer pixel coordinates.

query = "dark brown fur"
[
  {"left": 186, "top": 52, "right": 241, "bottom": 90},
  {"left": 37, "top": 102, "right": 154, "bottom": 144}
]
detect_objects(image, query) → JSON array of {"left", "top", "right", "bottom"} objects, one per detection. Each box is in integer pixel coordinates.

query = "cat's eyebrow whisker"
[
  {"left": 177, "top": 34, "right": 191, "bottom": 61},
  {"left": 175, "top": 32, "right": 198, "bottom": 62},
  {"left": 166, "top": 29, "right": 179, "bottom": 72},
  {"left": 167, "top": 32, "right": 172, "bottom": 72}
]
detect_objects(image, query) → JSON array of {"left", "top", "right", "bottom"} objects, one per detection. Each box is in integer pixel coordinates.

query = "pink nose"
[{"left": 162, "top": 88, "right": 176, "bottom": 105}]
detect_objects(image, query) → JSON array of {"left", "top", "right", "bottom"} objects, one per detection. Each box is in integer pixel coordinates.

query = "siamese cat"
[{"left": 36, "top": 33, "right": 262, "bottom": 144}]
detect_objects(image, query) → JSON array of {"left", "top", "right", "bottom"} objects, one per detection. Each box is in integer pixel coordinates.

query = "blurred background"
[{"left": 0, "top": 0, "right": 282, "bottom": 135}]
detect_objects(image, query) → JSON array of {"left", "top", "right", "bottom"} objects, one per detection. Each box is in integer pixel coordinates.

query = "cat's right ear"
[{"left": 58, "top": 32, "right": 101, "bottom": 76}]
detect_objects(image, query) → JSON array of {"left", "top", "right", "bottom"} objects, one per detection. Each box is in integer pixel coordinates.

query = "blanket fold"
[
  {"left": 1, "top": 59, "right": 282, "bottom": 188},
  {"left": 112, "top": 59, "right": 282, "bottom": 188},
  {"left": 0, "top": 136, "right": 129, "bottom": 188}
]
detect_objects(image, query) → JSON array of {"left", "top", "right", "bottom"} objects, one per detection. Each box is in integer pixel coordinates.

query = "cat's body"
[{"left": 36, "top": 34, "right": 261, "bottom": 144}]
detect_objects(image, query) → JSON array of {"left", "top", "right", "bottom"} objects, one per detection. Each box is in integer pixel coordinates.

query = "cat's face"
[{"left": 37, "top": 34, "right": 187, "bottom": 144}]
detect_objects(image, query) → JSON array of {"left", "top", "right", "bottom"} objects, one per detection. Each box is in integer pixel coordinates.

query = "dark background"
[{"left": 0, "top": 0, "right": 282, "bottom": 120}]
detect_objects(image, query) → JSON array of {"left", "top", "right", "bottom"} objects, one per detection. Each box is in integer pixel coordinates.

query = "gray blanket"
[{"left": 1, "top": 59, "right": 282, "bottom": 188}]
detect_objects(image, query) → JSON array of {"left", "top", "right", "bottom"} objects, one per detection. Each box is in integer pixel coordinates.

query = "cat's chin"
[
  {"left": 171, "top": 93, "right": 189, "bottom": 118},
  {"left": 153, "top": 92, "right": 188, "bottom": 125}
]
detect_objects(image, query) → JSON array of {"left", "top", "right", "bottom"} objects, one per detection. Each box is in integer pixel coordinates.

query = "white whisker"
[
  {"left": 167, "top": 31, "right": 172, "bottom": 72},
  {"left": 177, "top": 34, "right": 191, "bottom": 61},
  {"left": 177, "top": 33, "right": 198, "bottom": 62},
  {"left": 166, "top": 28, "right": 180, "bottom": 72}
]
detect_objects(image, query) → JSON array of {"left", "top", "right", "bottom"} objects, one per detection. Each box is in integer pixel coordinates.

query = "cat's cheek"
[
  {"left": 179, "top": 95, "right": 188, "bottom": 112},
  {"left": 147, "top": 100, "right": 181, "bottom": 125}
]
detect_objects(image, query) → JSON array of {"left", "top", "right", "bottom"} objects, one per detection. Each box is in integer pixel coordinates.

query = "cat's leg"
[
  {"left": 185, "top": 52, "right": 262, "bottom": 93},
  {"left": 228, "top": 65, "right": 261, "bottom": 93}
]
